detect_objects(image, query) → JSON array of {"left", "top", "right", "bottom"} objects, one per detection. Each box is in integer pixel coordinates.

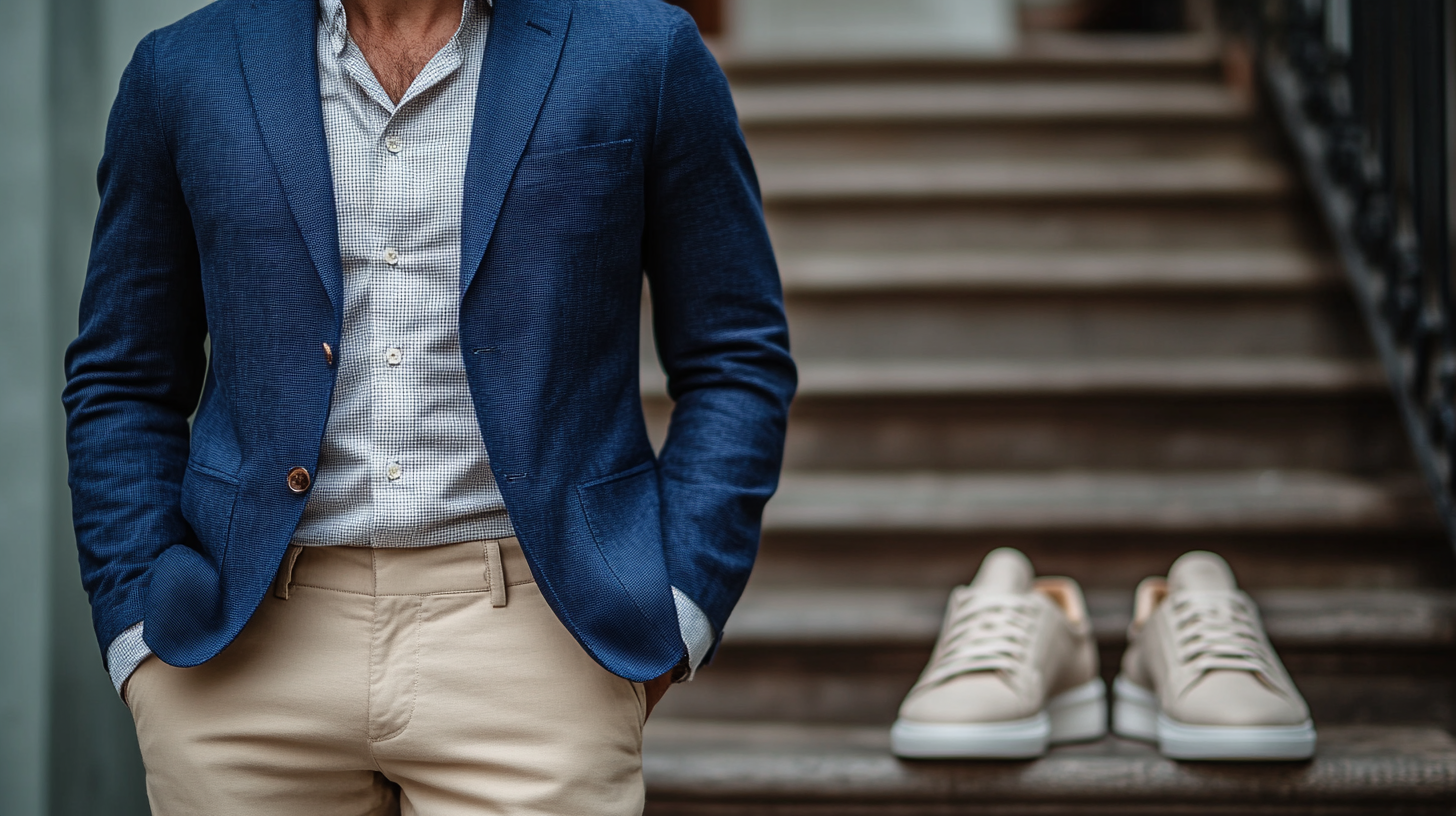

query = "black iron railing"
[{"left": 1247, "top": 0, "right": 1456, "bottom": 546}]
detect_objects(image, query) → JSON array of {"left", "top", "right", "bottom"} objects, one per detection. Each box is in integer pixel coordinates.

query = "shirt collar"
[{"left": 317, "top": 0, "right": 492, "bottom": 58}]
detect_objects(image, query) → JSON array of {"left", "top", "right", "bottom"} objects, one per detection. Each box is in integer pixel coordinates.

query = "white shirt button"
[
  {"left": 385, "top": 137, "right": 402, "bottom": 154},
  {"left": 382, "top": 248, "right": 400, "bottom": 265},
  {"left": 385, "top": 347, "right": 403, "bottom": 366},
  {"left": 386, "top": 462, "right": 402, "bottom": 481}
]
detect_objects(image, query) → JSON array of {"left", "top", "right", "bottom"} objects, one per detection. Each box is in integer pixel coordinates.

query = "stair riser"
[
  {"left": 723, "top": 57, "right": 1225, "bottom": 87},
  {"left": 764, "top": 202, "right": 1320, "bottom": 254},
  {"left": 653, "top": 647, "right": 1456, "bottom": 730},
  {"left": 746, "top": 534, "right": 1454, "bottom": 591},
  {"left": 645, "top": 290, "right": 1368, "bottom": 361},
  {"left": 645, "top": 396, "right": 1408, "bottom": 473},
  {"left": 779, "top": 293, "right": 1365, "bottom": 361},
  {"left": 746, "top": 123, "right": 1263, "bottom": 163}
]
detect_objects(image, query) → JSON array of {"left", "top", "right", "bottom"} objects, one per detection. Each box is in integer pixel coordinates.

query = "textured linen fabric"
[
  {"left": 65, "top": 0, "right": 795, "bottom": 686},
  {"left": 105, "top": 0, "right": 714, "bottom": 694},
  {"left": 126, "top": 540, "right": 646, "bottom": 816}
]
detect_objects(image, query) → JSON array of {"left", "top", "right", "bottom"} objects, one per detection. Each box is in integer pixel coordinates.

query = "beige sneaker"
[
  {"left": 1113, "top": 551, "right": 1316, "bottom": 760},
  {"left": 891, "top": 548, "right": 1106, "bottom": 758}
]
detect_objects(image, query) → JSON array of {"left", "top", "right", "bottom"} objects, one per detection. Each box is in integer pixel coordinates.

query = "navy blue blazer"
[{"left": 62, "top": 0, "right": 795, "bottom": 683}]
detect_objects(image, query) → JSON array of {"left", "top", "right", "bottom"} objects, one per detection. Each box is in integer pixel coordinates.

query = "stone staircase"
[{"left": 641, "top": 31, "right": 1456, "bottom": 815}]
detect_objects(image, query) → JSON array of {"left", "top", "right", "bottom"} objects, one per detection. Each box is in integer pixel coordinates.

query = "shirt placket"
[
  {"left": 372, "top": 104, "right": 407, "bottom": 544},
  {"left": 362, "top": 45, "right": 466, "bottom": 545}
]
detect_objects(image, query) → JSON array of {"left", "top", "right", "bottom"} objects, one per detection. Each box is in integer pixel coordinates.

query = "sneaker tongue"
[
  {"left": 1168, "top": 550, "right": 1238, "bottom": 594},
  {"left": 969, "top": 548, "right": 1034, "bottom": 594}
]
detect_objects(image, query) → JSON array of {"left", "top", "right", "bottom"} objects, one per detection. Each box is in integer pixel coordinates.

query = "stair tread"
[
  {"left": 644, "top": 358, "right": 1387, "bottom": 398},
  {"left": 717, "top": 32, "right": 1223, "bottom": 72},
  {"left": 778, "top": 249, "right": 1336, "bottom": 293},
  {"left": 759, "top": 157, "right": 1291, "bottom": 201},
  {"left": 762, "top": 470, "right": 1437, "bottom": 533},
  {"left": 736, "top": 81, "right": 1249, "bottom": 126},
  {"left": 644, "top": 721, "right": 1456, "bottom": 804},
  {"left": 725, "top": 586, "right": 1456, "bottom": 648}
]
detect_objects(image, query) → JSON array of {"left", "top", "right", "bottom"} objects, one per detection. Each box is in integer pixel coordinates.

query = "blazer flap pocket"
[
  {"left": 516, "top": 139, "right": 635, "bottom": 188},
  {"left": 576, "top": 460, "right": 673, "bottom": 617}
]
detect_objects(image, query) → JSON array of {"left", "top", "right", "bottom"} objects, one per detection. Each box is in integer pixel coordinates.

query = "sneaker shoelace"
[
  {"left": 919, "top": 591, "right": 1040, "bottom": 688},
  {"left": 1170, "top": 592, "right": 1278, "bottom": 679}
]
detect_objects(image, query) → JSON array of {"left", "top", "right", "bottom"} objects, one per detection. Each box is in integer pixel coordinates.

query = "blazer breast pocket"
[
  {"left": 515, "top": 138, "right": 636, "bottom": 192},
  {"left": 507, "top": 139, "right": 639, "bottom": 281}
]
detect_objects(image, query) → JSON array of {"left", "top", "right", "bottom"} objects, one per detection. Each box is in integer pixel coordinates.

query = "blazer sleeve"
[
  {"left": 641, "top": 11, "right": 797, "bottom": 645},
  {"left": 62, "top": 32, "right": 208, "bottom": 660}
]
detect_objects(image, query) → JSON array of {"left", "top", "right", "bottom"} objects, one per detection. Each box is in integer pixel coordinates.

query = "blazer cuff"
[
  {"left": 671, "top": 586, "right": 715, "bottom": 681},
  {"left": 107, "top": 622, "right": 151, "bottom": 696}
]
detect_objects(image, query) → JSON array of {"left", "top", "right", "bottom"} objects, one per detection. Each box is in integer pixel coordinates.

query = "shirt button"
[
  {"left": 385, "top": 137, "right": 402, "bottom": 153},
  {"left": 286, "top": 466, "right": 312, "bottom": 494},
  {"left": 382, "top": 248, "right": 400, "bottom": 265},
  {"left": 386, "top": 462, "right": 402, "bottom": 481},
  {"left": 385, "top": 347, "right": 403, "bottom": 366}
]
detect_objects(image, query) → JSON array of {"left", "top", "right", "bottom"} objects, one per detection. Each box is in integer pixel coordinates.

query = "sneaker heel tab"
[
  {"left": 1033, "top": 577, "right": 1090, "bottom": 625},
  {"left": 1132, "top": 577, "right": 1168, "bottom": 627}
]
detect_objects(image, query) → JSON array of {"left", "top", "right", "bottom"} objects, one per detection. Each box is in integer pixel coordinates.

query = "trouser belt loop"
[
  {"left": 274, "top": 545, "right": 305, "bottom": 600},
  {"left": 485, "top": 540, "right": 508, "bottom": 608}
]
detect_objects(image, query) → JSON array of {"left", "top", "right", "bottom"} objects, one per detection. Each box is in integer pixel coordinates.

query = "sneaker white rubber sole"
[
  {"left": 1112, "top": 675, "right": 1316, "bottom": 761},
  {"left": 891, "top": 677, "right": 1108, "bottom": 759}
]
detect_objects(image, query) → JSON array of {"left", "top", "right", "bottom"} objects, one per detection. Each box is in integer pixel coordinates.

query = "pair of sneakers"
[{"left": 890, "top": 548, "right": 1316, "bottom": 761}]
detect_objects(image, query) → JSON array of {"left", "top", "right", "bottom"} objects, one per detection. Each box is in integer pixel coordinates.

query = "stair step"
[
  {"left": 654, "top": 588, "right": 1456, "bottom": 726},
  {"left": 736, "top": 81, "right": 1250, "bottom": 127},
  {"left": 766, "top": 201, "right": 1310, "bottom": 259},
  {"left": 643, "top": 722, "right": 1456, "bottom": 815},
  {"left": 777, "top": 249, "right": 1336, "bottom": 294},
  {"left": 724, "top": 587, "right": 1456, "bottom": 649},
  {"left": 761, "top": 471, "right": 1436, "bottom": 534},
  {"left": 647, "top": 287, "right": 1368, "bottom": 364},
  {"left": 644, "top": 360, "right": 1385, "bottom": 399},
  {"left": 646, "top": 390, "right": 1409, "bottom": 474},
  {"left": 759, "top": 158, "right": 1291, "bottom": 203},
  {"left": 718, "top": 32, "right": 1224, "bottom": 83}
]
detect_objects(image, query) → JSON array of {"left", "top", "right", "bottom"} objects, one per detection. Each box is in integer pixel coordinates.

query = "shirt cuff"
[
  {"left": 671, "top": 586, "right": 714, "bottom": 681},
  {"left": 106, "top": 622, "right": 151, "bottom": 697}
]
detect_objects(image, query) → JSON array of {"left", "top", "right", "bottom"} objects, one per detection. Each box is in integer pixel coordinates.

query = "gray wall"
[{"left": 0, "top": 0, "right": 208, "bottom": 813}]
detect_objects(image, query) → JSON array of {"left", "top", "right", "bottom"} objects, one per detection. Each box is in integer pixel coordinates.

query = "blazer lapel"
[
  {"left": 459, "top": 0, "right": 574, "bottom": 297},
  {"left": 235, "top": 0, "right": 344, "bottom": 321}
]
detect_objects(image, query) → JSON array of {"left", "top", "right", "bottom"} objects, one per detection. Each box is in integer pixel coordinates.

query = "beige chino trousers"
[{"left": 125, "top": 538, "right": 647, "bottom": 816}]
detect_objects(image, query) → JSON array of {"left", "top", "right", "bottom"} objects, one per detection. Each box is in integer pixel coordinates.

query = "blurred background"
[{"left": 4, "top": 1, "right": 1455, "bottom": 814}]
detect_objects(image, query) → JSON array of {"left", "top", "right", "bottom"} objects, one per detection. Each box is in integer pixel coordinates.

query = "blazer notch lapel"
[
  {"left": 459, "top": 0, "right": 575, "bottom": 298},
  {"left": 235, "top": 0, "right": 344, "bottom": 321}
]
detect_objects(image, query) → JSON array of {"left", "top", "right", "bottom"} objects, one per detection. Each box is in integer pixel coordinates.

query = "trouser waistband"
[{"left": 273, "top": 538, "right": 532, "bottom": 607}]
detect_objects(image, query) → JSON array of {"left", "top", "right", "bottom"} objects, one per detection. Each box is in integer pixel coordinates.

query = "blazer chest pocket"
[
  {"left": 508, "top": 139, "right": 638, "bottom": 272},
  {"left": 515, "top": 138, "right": 635, "bottom": 192}
]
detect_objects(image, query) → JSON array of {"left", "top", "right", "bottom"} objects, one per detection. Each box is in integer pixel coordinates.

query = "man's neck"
[{"left": 341, "top": 0, "right": 466, "bottom": 104}]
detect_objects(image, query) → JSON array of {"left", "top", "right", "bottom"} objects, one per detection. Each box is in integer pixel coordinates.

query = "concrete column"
[
  {"left": 0, "top": 0, "right": 208, "bottom": 813},
  {"left": 0, "top": 0, "right": 56, "bottom": 806}
]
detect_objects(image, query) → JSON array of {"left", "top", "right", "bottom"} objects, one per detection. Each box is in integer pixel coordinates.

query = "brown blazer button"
[{"left": 287, "top": 466, "right": 312, "bottom": 494}]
